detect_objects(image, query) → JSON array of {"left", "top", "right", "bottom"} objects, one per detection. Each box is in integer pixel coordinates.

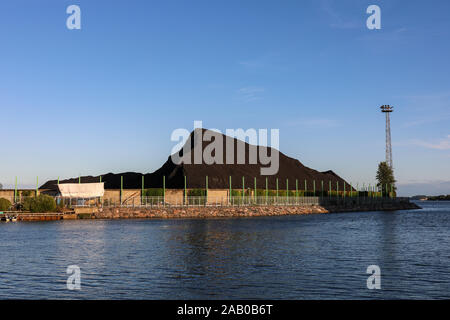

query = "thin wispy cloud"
[
  {"left": 396, "top": 180, "right": 450, "bottom": 197},
  {"left": 394, "top": 27, "right": 408, "bottom": 34},
  {"left": 402, "top": 91, "right": 450, "bottom": 106},
  {"left": 238, "top": 53, "right": 289, "bottom": 72},
  {"left": 401, "top": 114, "right": 450, "bottom": 128},
  {"left": 239, "top": 57, "right": 268, "bottom": 69},
  {"left": 237, "top": 86, "right": 264, "bottom": 102},
  {"left": 287, "top": 118, "right": 340, "bottom": 128},
  {"left": 239, "top": 53, "right": 276, "bottom": 69},
  {"left": 410, "top": 135, "right": 450, "bottom": 150},
  {"left": 320, "top": 0, "right": 359, "bottom": 29},
  {"left": 397, "top": 91, "right": 450, "bottom": 127},
  {"left": 356, "top": 26, "right": 415, "bottom": 49}
]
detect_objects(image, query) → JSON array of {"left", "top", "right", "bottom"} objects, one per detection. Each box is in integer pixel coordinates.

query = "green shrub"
[
  {"left": 22, "top": 195, "right": 57, "bottom": 213},
  {"left": 0, "top": 198, "right": 11, "bottom": 211},
  {"left": 187, "top": 189, "right": 206, "bottom": 197},
  {"left": 231, "top": 189, "right": 252, "bottom": 196},
  {"left": 277, "top": 190, "right": 296, "bottom": 197},
  {"left": 143, "top": 188, "right": 164, "bottom": 197},
  {"left": 21, "top": 190, "right": 33, "bottom": 197}
]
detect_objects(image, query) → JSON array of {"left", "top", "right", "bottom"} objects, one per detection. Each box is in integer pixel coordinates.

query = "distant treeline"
[
  {"left": 427, "top": 195, "right": 450, "bottom": 201},
  {"left": 411, "top": 194, "right": 450, "bottom": 201}
]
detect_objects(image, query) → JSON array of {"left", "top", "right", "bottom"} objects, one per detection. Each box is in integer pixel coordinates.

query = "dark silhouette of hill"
[{"left": 41, "top": 129, "right": 352, "bottom": 191}]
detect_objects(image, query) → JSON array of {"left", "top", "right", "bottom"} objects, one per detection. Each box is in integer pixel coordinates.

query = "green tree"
[
  {"left": 376, "top": 162, "right": 396, "bottom": 197},
  {"left": 22, "top": 195, "right": 57, "bottom": 213},
  {"left": 0, "top": 198, "right": 11, "bottom": 211}
]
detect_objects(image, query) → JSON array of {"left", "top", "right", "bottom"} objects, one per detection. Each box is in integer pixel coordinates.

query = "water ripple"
[{"left": 0, "top": 201, "right": 449, "bottom": 299}]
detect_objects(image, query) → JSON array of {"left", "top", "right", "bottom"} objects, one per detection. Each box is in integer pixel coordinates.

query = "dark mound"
[{"left": 40, "top": 129, "right": 352, "bottom": 191}]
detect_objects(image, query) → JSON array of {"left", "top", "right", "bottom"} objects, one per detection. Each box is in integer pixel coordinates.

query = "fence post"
[
  {"left": 304, "top": 180, "right": 307, "bottom": 197},
  {"left": 313, "top": 180, "right": 316, "bottom": 197},
  {"left": 329, "top": 180, "right": 331, "bottom": 198},
  {"left": 120, "top": 176, "right": 123, "bottom": 205},
  {"left": 14, "top": 176, "right": 17, "bottom": 203},
  {"left": 254, "top": 177, "right": 257, "bottom": 204},
  {"left": 321, "top": 180, "right": 324, "bottom": 198},
  {"left": 266, "top": 177, "right": 268, "bottom": 204},
  {"left": 141, "top": 175, "right": 144, "bottom": 205},
  {"left": 100, "top": 175, "right": 103, "bottom": 207},
  {"left": 163, "top": 176, "right": 166, "bottom": 204},
  {"left": 206, "top": 175, "right": 208, "bottom": 205},
  {"left": 344, "top": 182, "right": 346, "bottom": 198},
  {"left": 286, "top": 178, "right": 289, "bottom": 204},
  {"left": 337, "top": 181, "right": 339, "bottom": 199},
  {"left": 276, "top": 178, "right": 279, "bottom": 203},
  {"left": 184, "top": 176, "right": 187, "bottom": 205},
  {"left": 229, "top": 176, "right": 232, "bottom": 203},
  {"left": 242, "top": 176, "right": 245, "bottom": 203}
]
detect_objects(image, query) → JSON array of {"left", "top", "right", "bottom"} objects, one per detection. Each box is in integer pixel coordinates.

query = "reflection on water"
[{"left": 0, "top": 201, "right": 449, "bottom": 299}]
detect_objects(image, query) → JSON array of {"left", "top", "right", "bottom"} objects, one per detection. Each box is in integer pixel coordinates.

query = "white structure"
[{"left": 58, "top": 183, "right": 104, "bottom": 198}]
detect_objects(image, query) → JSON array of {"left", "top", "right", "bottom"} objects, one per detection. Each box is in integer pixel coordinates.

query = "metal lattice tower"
[{"left": 380, "top": 105, "right": 393, "bottom": 168}]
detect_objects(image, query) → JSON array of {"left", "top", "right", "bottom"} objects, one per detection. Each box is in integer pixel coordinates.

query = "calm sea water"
[{"left": 0, "top": 201, "right": 449, "bottom": 299}]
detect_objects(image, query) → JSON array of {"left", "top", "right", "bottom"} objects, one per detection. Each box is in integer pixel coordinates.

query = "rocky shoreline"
[{"left": 92, "top": 202, "right": 421, "bottom": 219}]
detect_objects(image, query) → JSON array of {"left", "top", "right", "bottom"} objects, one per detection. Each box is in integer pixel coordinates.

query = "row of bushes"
[
  {"left": 22, "top": 195, "right": 57, "bottom": 212},
  {"left": 0, "top": 198, "right": 11, "bottom": 211},
  {"left": 0, "top": 195, "right": 57, "bottom": 213},
  {"left": 142, "top": 188, "right": 164, "bottom": 197},
  {"left": 141, "top": 188, "right": 389, "bottom": 198}
]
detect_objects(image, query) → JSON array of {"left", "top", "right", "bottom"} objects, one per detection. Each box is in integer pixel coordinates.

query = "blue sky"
[{"left": 0, "top": 0, "right": 449, "bottom": 196}]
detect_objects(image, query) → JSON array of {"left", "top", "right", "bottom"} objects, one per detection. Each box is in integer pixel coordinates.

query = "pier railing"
[
  {"left": 0, "top": 195, "right": 411, "bottom": 210},
  {"left": 53, "top": 195, "right": 410, "bottom": 208}
]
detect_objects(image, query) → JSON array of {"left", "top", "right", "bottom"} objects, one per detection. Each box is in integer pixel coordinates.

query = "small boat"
[
  {"left": 11, "top": 216, "right": 17, "bottom": 222},
  {"left": 5, "top": 217, "right": 10, "bottom": 222}
]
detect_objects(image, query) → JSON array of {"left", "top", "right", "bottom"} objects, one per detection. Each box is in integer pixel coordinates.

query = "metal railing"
[
  {"left": 0, "top": 195, "right": 410, "bottom": 210},
  {"left": 64, "top": 196, "right": 408, "bottom": 208}
]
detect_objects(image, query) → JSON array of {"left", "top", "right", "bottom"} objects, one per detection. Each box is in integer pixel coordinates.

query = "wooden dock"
[
  {"left": 17, "top": 213, "right": 65, "bottom": 221},
  {"left": 1, "top": 211, "right": 79, "bottom": 222}
]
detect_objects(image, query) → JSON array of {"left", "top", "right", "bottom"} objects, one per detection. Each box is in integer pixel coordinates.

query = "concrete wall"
[
  {"left": 207, "top": 189, "right": 229, "bottom": 204},
  {"left": 0, "top": 189, "right": 37, "bottom": 202},
  {"left": 0, "top": 190, "right": 14, "bottom": 200},
  {"left": 103, "top": 189, "right": 141, "bottom": 206},
  {"left": 164, "top": 189, "right": 184, "bottom": 205},
  {"left": 122, "top": 189, "right": 141, "bottom": 206},
  {"left": 103, "top": 190, "right": 121, "bottom": 205}
]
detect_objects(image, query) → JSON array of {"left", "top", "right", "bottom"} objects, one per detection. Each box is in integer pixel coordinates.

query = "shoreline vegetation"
[
  {"left": 410, "top": 195, "right": 450, "bottom": 201},
  {"left": 0, "top": 197, "right": 420, "bottom": 221}
]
